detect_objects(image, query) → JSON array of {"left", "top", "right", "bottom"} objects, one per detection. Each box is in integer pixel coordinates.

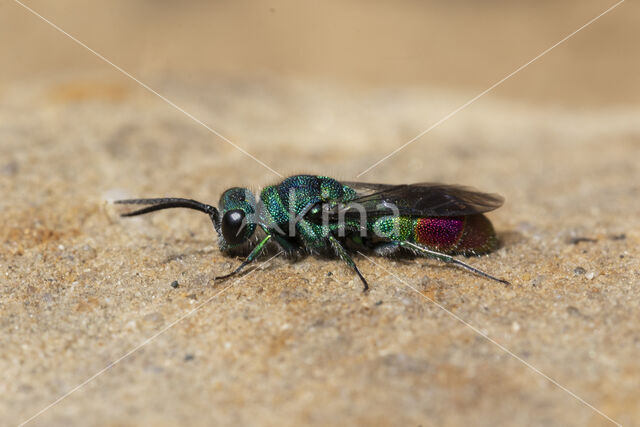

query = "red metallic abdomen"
[{"left": 414, "top": 214, "right": 497, "bottom": 255}]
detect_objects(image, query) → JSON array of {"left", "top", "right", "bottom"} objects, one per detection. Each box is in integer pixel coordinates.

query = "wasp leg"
[
  {"left": 271, "top": 233, "right": 304, "bottom": 260},
  {"left": 328, "top": 235, "right": 369, "bottom": 292},
  {"left": 215, "top": 234, "right": 272, "bottom": 281},
  {"left": 397, "top": 241, "right": 509, "bottom": 285}
]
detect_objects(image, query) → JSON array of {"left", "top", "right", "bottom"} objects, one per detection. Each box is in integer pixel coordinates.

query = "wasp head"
[{"left": 217, "top": 187, "right": 257, "bottom": 251}]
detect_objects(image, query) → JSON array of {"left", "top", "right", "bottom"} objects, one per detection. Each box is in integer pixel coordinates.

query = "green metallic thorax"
[{"left": 259, "top": 175, "right": 358, "bottom": 252}]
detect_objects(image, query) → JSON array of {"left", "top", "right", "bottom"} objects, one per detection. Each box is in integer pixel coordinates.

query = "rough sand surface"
[{"left": 1, "top": 79, "right": 639, "bottom": 426}]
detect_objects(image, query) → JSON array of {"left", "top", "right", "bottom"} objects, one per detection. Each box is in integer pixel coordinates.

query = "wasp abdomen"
[
  {"left": 372, "top": 214, "right": 497, "bottom": 255},
  {"left": 414, "top": 214, "right": 497, "bottom": 255}
]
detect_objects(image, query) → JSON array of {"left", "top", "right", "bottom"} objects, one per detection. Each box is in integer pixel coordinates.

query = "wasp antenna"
[{"left": 115, "top": 198, "right": 220, "bottom": 230}]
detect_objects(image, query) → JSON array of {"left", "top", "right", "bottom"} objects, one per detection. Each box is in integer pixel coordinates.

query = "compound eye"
[{"left": 221, "top": 209, "right": 246, "bottom": 245}]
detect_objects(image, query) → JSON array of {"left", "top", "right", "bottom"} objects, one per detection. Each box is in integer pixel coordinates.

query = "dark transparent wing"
[{"left": 337, "top": 181, "right": 504, "bottom": 217}]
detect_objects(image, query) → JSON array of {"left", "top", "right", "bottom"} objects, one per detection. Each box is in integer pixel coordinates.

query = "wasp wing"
[{"left": 333, "top": 181, "right": 504, "bottom": 218}]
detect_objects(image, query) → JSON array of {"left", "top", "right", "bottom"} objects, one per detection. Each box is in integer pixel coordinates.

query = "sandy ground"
[{"left": 1, "top": 1, "right": 640, "bottom": 426}]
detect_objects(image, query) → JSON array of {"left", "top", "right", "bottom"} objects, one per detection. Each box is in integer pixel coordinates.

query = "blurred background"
[
  {"left": 2, "top": 0, "right": 637, "bottom": 189},
  {"left": 2, "top": 0, "right": 638, "bottom": 105}
]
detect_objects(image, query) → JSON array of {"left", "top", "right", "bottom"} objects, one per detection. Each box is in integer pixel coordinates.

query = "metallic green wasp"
[{"left": 116, "top": 174, "right": 507, "bottom": 291}]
